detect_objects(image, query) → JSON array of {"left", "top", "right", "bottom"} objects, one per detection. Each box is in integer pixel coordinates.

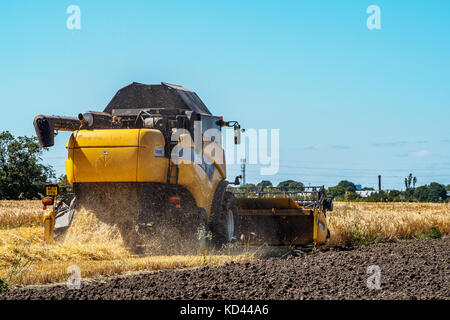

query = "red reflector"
[
  {"left": 169, "top": 196, "right": 180, "bottom": 203},
  {"left": 42, "top": 197, "right": 54, "bottom": 206},
  {"left": 175, "top": 204, "right": 181, "bottom": 209}
]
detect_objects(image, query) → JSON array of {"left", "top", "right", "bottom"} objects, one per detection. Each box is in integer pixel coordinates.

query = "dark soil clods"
[{"left": 2, "top": 237, "right": 449, "bottom": 300}]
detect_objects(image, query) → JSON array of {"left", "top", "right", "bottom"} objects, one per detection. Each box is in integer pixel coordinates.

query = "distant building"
[
  {"left": 447, "top": 191, "right": 450, "bottom": 197},
  {"left": 356, "top": 190, "right": 378, "bottom": 198}
]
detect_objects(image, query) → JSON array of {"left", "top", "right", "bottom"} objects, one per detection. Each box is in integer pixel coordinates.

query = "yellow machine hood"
[{"left": 65, "top": 129, "right": 167, "bottom": 183}]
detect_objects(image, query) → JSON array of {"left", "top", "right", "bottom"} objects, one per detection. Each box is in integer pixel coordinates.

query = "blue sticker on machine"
[{"left": 199, "top": 161, "right": 215, "bottom": 179}]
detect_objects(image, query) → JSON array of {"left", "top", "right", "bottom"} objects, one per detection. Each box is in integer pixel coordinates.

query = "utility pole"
[
  {"left": 378, "top": 175, "right": 382, "bottom": 192},
  {"left": 240, "top": 158, "right": 246, "bottom": 186}
]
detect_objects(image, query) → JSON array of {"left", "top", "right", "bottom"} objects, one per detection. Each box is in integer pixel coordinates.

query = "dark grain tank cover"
[{"left": 103, "top": 82, "right": 212, "bottom": 115}]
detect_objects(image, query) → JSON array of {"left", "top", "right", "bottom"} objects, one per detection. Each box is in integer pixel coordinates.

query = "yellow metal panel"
[
  {"left": 137, "top": 129, "right": 167, "bottom": 182},
  {"left": 68, "top": 129, "right": 168, "bottom": 183},
  {"left": 73, "top": 147, "right": 139, "bottom": 182},
  {"left": 65, "top": 134, "right": 75, "bottom": 184},
  {"left": 43, "top": 210, "right": 56, "bottom": 243},
  {"left": 178, "top": 162, "right": 222, "bottom": 216},
  {"left": 313, "top": 209, "right": 328, "bottom": 244},
  {"left": 170, "top": 138, "right": 225, "bottom": 215},
  {"left": 65, "top": 132, "right": 76, "bottom": 149},
  {"left": 139, "top": 128, "right": 166, "bottom": 146},
  {"left": 65, "top": 158, "right": 74, "bottom": 184},
  {"left": 73, "top": 129, "right": 140, "bottom": 148}
]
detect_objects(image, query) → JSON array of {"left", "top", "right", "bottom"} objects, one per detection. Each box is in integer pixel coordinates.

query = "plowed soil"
[{"left": 2, "top": 237, "right": 449, "bottom": 300}]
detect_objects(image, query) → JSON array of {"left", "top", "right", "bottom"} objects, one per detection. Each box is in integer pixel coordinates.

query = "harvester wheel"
[{"left": 209, "top": 187, "right": 238, "bottom": 248}]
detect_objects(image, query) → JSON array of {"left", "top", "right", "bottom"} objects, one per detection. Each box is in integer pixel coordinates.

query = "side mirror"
[
  {"left": 234, "top": 125, "right": 241, "bottom": 144},
  {"left": 233, "top": 175, "right": 242, "bottom": 185}
]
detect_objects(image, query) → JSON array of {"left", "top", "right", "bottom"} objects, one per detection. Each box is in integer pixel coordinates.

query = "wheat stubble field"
[
  {"left": 0, "top": 200, "right": 250, "bottom": 286},
  {"left": 0, "top": 200, "right": 449, "bottom": 300}
]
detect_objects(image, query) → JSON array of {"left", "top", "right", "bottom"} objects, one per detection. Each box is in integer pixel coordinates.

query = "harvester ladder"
[
  {"left": 167, "top": 159, "right": 179, "bottom": 185},
  {"left": 165, "top": 124, "right": 180, "bottom": 185}
]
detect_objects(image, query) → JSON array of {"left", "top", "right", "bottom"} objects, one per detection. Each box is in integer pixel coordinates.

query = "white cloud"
[
  {"left": 305, "top": 144, "right": 351, "bottom": 150},
  {"left": 311, "top": 144, "right": 328, "bottom": 150},
  {"left": 409, "top": 150, "right": 432, "bottom": 158},
  {"left": 372, "top": 141, "right": 408, "bottom": 147}
]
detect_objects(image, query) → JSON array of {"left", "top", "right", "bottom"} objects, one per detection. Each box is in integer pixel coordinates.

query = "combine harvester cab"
[{"left": 232, "top": 186, "right": 333, "bottom": 245}]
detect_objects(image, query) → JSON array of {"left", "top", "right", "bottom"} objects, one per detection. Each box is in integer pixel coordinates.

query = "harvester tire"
[{"left": 209, "top": 183, "right": 238, "bottom": 248}]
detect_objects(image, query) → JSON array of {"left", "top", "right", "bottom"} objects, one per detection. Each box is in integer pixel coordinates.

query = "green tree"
[
  {"left": 446, "top": 185, "right": 450, "bottom": 191},
  {"left": 277, "top": 180, "right": 304, "bottom": 190},
  {"left": 389, "top": 190, "right": 402, "bottom": 198},
  {"left": 428, "top": 182, "right": 447, "bottom": 201},
  {"left": 345, "top": 191, "right": 358, "bottom": 200},
  {"left": 0, "top": 131, "right": 54, "bottom": 200},
  {"left": 327, "top": 185, "right": 346, "bottom": 198},
  {"left": 414, "top": 186, "right": 429, "bottom": 202},
  {"left": 404, "top": 173, "right": 417, "bottom": 190},
  {"left": 337, "top": 180, "right": 356, "bottom": 193},
  {"left": 404, "top": 188, "right": 415, "bottom": 199},
  {"left": 58, "top": 174, "right": 69, "bottom": 186},
  {"left": 240, "top": 183, "right": 256, "bottom": 189},
  {"left": 257, "top": 180, "right": 273, "bottom": 188}
]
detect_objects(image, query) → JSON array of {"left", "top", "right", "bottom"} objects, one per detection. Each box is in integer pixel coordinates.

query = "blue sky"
[{"left": 0, "top": 0, "right": 449, "bottom": 189}]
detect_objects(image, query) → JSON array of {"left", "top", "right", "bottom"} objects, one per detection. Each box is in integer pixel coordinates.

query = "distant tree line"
[
  {"left": 326, "top": 178, "right": 448, "bottom": 202},
  {"left": 240, "top": 179, "right": 304, "bottom": 190},
  {"left": 242, "top": 176, "right": 449, "bottom": 203}
]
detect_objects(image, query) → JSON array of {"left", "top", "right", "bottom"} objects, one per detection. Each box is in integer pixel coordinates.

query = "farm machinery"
[{"left": 34, "top": 82, "right": 333, "bottom": 251}]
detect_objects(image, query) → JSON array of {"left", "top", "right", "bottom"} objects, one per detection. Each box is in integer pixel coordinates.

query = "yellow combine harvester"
[{"left": 34, "top": 82, "right": 332, "bottom": 251}]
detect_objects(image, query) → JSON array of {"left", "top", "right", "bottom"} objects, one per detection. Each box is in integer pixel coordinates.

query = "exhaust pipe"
[{"left": 33, "top": 115, "right": 81, "bottom": 147}]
